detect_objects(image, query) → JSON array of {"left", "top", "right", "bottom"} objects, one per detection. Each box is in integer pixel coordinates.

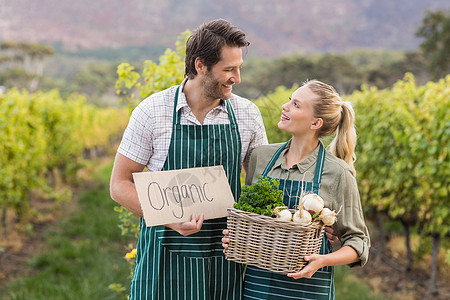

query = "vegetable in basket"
[
  {"left": 292, "top": 206, "right": 312, "bottom": 224},
  {"left": 319, "top": 207, "right": 340, "bottom": 226},
  {"left": 278, "top": 191, "right": 340, "bottom": 226},
  {"left": 273, "top": 206, "right": 293, "bottom": 221},
  {"left": 233, "top": 176, "right": 284, "bottom": 216},
  {"left": 301, "top": 193, "right": 324, "bottom": 214}
]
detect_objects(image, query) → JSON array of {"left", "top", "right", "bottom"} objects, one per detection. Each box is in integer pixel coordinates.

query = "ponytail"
[
  {"left": 304, "top": 80, "right": 357, "bottom": 175},
  {"left": 328, "top": 102, "right": 357, "bottom": 175}
]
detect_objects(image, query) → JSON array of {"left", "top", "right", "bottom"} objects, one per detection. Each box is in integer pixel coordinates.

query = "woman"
[{"left": 223, "top": 80, "right": 370, "bottom": 299}]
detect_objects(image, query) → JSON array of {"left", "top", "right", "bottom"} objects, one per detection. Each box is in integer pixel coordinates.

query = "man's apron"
[
  {"left": 243, "top": 141, "right": 335, "bottom": 300},
  {"left": 129, "top": 86, "right": 243, "bottom": 300}
]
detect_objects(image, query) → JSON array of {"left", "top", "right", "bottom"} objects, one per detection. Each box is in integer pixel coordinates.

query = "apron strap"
[
  {"left": 261, "top": 140, "right": 290, "bottom": 176},
  {"left": 173, "top": 85, "right": 181, "bottom": 125},
  {"left": 225, "top": 99, "right": 238, "bottom": 125},
  {"left": 312, "top": 142, "right": 325, "bottom": 194},
  {"left": 262, "top": 140, "right": 326, "bottom": 194}
]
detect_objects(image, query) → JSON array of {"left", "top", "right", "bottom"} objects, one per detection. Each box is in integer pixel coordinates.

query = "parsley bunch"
[{"left": 234, "top": 176, "right": 284, "bottom": 216}]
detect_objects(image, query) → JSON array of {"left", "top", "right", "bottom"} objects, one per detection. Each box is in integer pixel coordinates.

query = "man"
[{"left": 110, "top": 19, "right": 268, "bottom": 299}]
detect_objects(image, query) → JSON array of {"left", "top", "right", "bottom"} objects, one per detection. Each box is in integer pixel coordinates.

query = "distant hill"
[{"left": 1, "top": 0, "right": 449, "bottom": 57}]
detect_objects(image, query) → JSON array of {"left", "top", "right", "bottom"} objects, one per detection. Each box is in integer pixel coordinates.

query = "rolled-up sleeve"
[
  {"left": 334, "top": 169, "right": 371, "bottom": 267},
  {"left": 117, "top": 103, "right": 154, "bottom": 165}
]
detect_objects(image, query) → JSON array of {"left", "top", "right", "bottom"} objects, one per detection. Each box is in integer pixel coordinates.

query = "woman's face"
[{"left": 278, "top": 85, "right": 320, "bottom": 137}]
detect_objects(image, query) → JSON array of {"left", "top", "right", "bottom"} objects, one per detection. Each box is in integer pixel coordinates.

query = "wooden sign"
[{"left": 133, "top": 165, "right": 235, "bottom": 227}]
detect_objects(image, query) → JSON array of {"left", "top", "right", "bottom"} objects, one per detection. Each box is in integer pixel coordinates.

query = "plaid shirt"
[{"left": 118, "top": 80, "right": 268, "bottom": 172}]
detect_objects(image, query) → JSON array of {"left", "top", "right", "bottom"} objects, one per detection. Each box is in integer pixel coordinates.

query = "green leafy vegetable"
[{"left": 234, "top": 176, "right": 284, "bottom": 216}]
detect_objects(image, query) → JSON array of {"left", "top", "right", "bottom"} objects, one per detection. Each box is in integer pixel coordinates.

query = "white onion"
[
  {"left": 319, "top": 207, "right": 338, "bottom": 226},
  {"left": 274, "top": 207, "right": 292, "bottom": 222},
  {"left": 302, "top": 193, "right": 324, "bottom": 214},
  {"left": 292, "top": 209, "right": 312, "bottom": 224}
]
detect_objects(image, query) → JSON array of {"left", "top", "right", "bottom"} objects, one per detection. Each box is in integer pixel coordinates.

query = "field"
[{"left": 2, "top": 158, "right": 448, "bottom": 299}]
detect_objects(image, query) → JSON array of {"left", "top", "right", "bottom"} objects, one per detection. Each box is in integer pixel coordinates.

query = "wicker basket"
[{"left": 225, "top": 208, "right": 325, "bottom": 274}]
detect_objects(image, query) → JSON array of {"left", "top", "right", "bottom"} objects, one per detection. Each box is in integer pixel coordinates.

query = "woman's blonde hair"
[{"left": 304, "top": 80, "right": 357, "bottom": 175}]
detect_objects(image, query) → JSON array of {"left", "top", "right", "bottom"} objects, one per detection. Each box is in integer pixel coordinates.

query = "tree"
[
  {"left": 73, "top": 62, "right": 118, "bottom": 104},
  {"left": 0, "top": 41, "right": 54, "bottom": 91},
  {"left": 416, "top": 9, "right": 450, "bottom": 79},
  {"left": 313, "top": 54, "right": 358, "bottom": 94},
  {"left": 366, "top": 51, "right": 430, "bottom": 88},
  {"left": 234, "top": 54, "right": 315, "bottom": 99},
  {"left": 115, "top": 31, "right": 189, "bottom": 111}
]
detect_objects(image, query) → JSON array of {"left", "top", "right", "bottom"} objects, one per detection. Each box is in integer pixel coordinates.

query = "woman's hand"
[
  {"left": 165, "top": 213, "right": 204, "bottom": 236},
  {"left": 287, "top": 254, "right": 326, "bottom": 279},
  {"left": 222, "top": 229, "right": 230, "bottom": 253},
  {"left": 287, "top": 246, "right": 359, "bottom": 279}
]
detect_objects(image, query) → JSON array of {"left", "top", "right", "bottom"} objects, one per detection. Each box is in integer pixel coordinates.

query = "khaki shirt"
[{"left": 246, "top": 142, "right": 371, "bottom": 267}]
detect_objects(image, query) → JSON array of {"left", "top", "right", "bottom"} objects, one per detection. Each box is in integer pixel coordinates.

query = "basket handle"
[{"left": 315, "top": 227, "right": 324, "bottom": 239}]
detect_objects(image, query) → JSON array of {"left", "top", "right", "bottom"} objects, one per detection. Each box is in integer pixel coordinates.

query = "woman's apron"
[
  {"left": 243, "top": 141, "right": 335, "bottom": 300},
  {"left": 129, "top": 86, "right": 243, "bottom": 300}
]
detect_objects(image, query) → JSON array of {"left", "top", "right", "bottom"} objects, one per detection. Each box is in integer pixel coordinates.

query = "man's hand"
[
  {"left": 222, "top": 229, "right": 230, "bottom": 253},
  {"left": 325, "top": 226, "right": 339, "bottom": 246},
  {"left": 165, "top": 213, "right": 204, "bottom": 236}
]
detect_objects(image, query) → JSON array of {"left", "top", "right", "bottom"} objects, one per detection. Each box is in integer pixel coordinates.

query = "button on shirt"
[
  {"left": 246, "top": 141, "right": 371, "bottom": 267},
  {"left": 118, "top": 80, "right": 268, "bottom": 172}
]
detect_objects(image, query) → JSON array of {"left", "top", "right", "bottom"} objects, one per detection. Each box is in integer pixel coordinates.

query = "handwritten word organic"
[{"left": 147, "top": 182, "right": 213, "bottom": 219}]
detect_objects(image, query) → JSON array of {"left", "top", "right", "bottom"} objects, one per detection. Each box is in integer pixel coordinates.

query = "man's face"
[{"left": 201, "top": 46, "right": 243, "bottom": 100}]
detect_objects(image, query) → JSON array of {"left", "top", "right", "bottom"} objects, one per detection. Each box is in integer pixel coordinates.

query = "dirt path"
[
  {"left": 0, "top": 161, "right": 103, "bottom": 290},
  {"left": 353, "top": 241, "right": 450, "bottom": 300},
  {"left": 0, "top": 183, "right": 88, "bottom": 289}
]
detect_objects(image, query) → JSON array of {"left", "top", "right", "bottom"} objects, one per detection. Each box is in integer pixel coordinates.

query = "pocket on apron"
[{"left": 158, "top": 218, "right": 227, "bottom": 258}]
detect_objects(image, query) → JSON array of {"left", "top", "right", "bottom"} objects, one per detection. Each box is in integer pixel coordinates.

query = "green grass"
[
  {"left": 0, "top": 162, "right": 132, "bottom": 300},
  {"left": 335, "top": 265, "right": 390, "bottom": 300}
]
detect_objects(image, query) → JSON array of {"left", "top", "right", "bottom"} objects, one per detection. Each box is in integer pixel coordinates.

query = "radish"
[
  {"left": 292, "top": 194, "right": 312, "bottom": 224},
  {"left": 274, "top": 206, "right": 292, "bottom": 222},
  {"left": 319, "top": 208, "right": 337, "bottom": 225},
  {"left": 302, "top": 193, "right": 324, "bottom": 214},
  {"left": 318, "top": 206, "right": 342, "bottom": 226},
  {"left": 292, "top": 207, "right": 312, "bottom": 224}
]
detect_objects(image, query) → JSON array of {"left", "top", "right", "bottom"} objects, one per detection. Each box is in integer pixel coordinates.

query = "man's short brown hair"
[{"left": 185, "top": 19, "right": 250, "bottom": 79}]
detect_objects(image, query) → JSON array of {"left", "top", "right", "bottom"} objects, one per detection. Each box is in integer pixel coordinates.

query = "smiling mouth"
[{"left": 281, "top": 113, "right": 290, "bottom": 120}]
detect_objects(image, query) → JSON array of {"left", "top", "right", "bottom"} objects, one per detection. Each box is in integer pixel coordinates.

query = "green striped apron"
[
  {"left": 243, "top": 141, "right": 335, "bottom": 300},
  {"left": 129, "top": 86, "right": 244, "bottom": 300}
]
